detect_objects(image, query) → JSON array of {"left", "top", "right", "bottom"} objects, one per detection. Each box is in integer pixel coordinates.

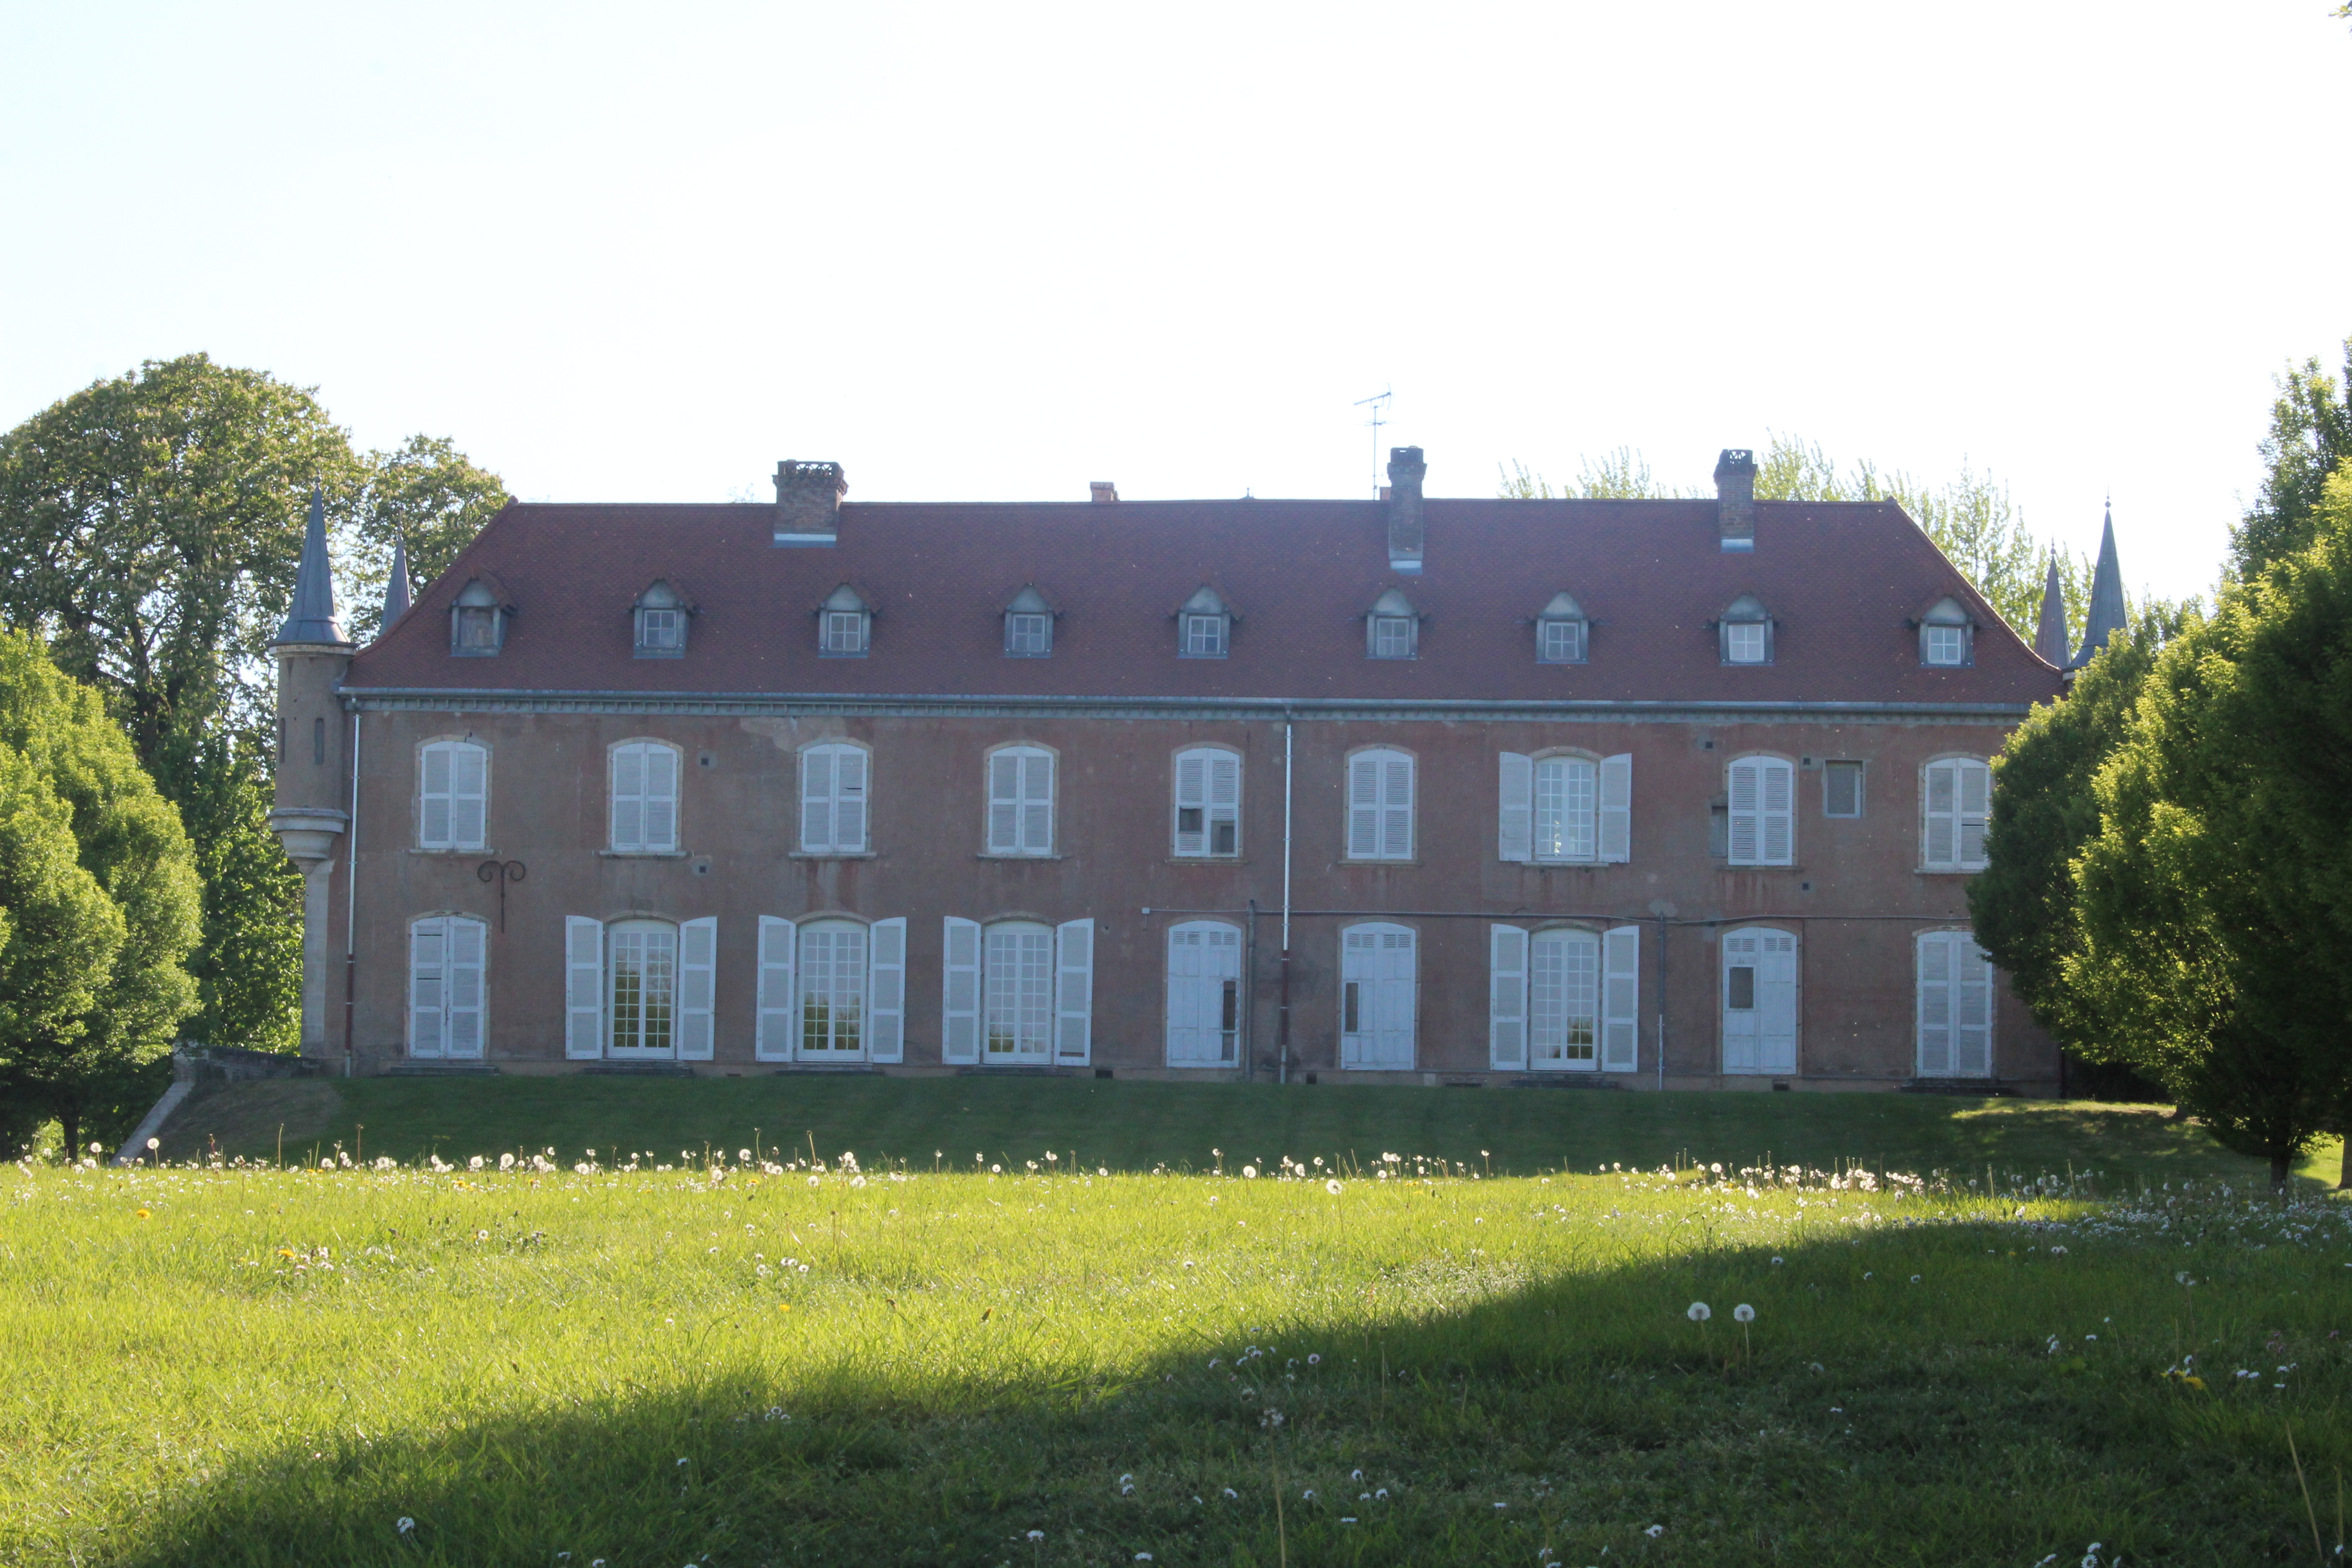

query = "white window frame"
[
  {"left": 1370, "top": 615, "right": 1416, "bottom": 659},
  {"left": 795, "top": 917, "right": 869, "bottom": 1059},
  {"left": 755, "top": 917, "right": 906, "bottom": 1066},
  {"left": 1916, "top": 928, "right": 1994, "bottom": 1078},
  {"left": 799, "top": 742, "right": 870, "bottom": 855},
  {"left": 1922, "top": 623, "right": 1967, "bottom": 666},
  {"left": 1165, "top": 921, "right": 1242, "bottom": 1067},
  {"left": 982, "top": 920, "right": 1056, "bottom": 1064},
  {"left": 1182, "top": 612, "right": 1228, "bottom": 658},
  {"left": 605, "top": 918, "right": 679, "bottom": 1059},
  {"left": 1339, "top": 921, "right": 1417, "bottom": 1069},
  {"left": 637, "top": 605, "right": 685, "bottom": 654},
  {"left": 608, "top": 740, "right": 681, "bottom": 853},
  {"left": 1724, "top": 620, "right": 1768, "bottom": 664},
  {"left": 1172, "top": 746, "right": 1241, "bottom": 858},
  {"left": 1727, "top": 755, "right": 1795, "bottom": 866},
  {"left": 417, "top": 738, "right": 488, "bottom": 851},
  {"left": 1921, "top": 756, "right": 1991, "bottom": 871},
  {"left": 822, "top": 609, "right": 868, "bottom": 656},
  {"left": 1823, "top": 760, "right": 1864, "bottom": 819},
  {"left": 1721, "top": 925, "right": 1798, "bottom": 1075},
  {"left": 1499, "top": 751, "right": 1633, "bottom": 865},
  {"left": 1345, "top": 747, "right": 1415, "bottom": 862},
  {"left": 1490, "top": 923, "right": 1639, "bottom": 1073},
  {"left": 1538, "top": 617, "right": 1585, "bottom": 663},
  {"left": 985, "top": 744, "right": 1055, "bottom": 856},
  {"left": 407, "top": 913, "right": 486, "bottom": 1060},
  {"left": 1005, "top": 611, "right": 1052, "bottom": 657}
]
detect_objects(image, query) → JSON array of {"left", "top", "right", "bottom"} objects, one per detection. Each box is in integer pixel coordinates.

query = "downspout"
[
  {"left": 1278, "top": 719, "right": 1293, "bottom": 1085},
  {"left": 344, "top": 710, "right": 361, "bottom": 1079},
  {"left": 1244, "top": 897, "right": 1258, "bottom": 1080},
  {"left": 1656, "top": 914, "right": 1666, "bottom": 1093}
]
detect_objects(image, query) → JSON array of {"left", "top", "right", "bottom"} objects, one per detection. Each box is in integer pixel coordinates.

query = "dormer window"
[
  {"left": 819, "top": 584, "right": 872, "bottom": 656},
  {"left": 1719, "top": 594, "right": 1773, "bottom": 665},
  {"left": 1535, "top": 592, "right": 1588, "bottom": 664},
  {"left": 1916, "top": 596, "right": 1974, "bottom": 666},
  {"left": 448, "top": 577, "right": 512, "bottom": 656},
  {"left": 1365, "top": 588, "right": 1419, "bottom": 660},
  {"left": 632, "top": 580, "right": 693, "bottom": 658},
  {"left": 1002, "top": 586, "right": 1055, "bottom": 657},
  {"left": 1177, "top": 586, "right": 1234, "bottom": 658}
]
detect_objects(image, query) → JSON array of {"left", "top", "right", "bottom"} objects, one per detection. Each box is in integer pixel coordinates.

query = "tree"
[
  {"left": 0, "top": 630, "right": 199, "bottom": 1156},
  {"left": 342, "top": 435, "right": 510, "bottom": 642},
  {"left": 2231, "top": 338, "right": 2352, "bottom": 575}
]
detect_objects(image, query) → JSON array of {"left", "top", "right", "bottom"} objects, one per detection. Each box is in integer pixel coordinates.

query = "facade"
[{"left": 268, "top": 449, "right": 2092, "bottom": 1091}]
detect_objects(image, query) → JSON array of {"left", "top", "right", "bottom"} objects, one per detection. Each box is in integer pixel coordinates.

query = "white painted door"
[
  {"left": 1916, "top": 930, "right": 1993, "bottom": 1077},
  {"left": 1166, "top": 922, "right": 1242, "bottom": 1066},
  {"left": 1341, "top": 924, "right": 1416, "bottom": 1069},
  {"left": 1721, "top": 928, "right": 1797, "bottom": 1074}
]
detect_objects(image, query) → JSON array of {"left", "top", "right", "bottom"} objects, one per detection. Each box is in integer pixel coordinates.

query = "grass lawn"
[
  {"left": 155, "top": 1073, "right": 2347, "bottom": 1191},
  {"left": 7, "top": 1130, "right": 2349, "bottom": 1565}
]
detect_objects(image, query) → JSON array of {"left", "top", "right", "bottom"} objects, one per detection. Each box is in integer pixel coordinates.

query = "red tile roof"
[{"left": 345, "top": 496, "right": 2064, "bottom": 707}]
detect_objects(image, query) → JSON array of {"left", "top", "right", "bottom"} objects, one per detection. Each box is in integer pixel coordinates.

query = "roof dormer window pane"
[
  {"left": 640, "top": 608, "right": 682, "bottom": 649},
  {"left": 1539, "top": 618, "right": 1583, "bottom": 663},
  {"left": 1923, "top": 624, "right": 1965, "bottom": 665},
  {"left": 1006, "top": 612, "right": 1051, "bottom": 656},
  {"left": 455, "top": 606, "right": 500, "bottom": 652},
  {"left": 823, "top": 611, "right": 866, "bottom": 654},
  {"left": 1184, "top": 613, "right": 1226, "bottom": 657},
  {"left": 1725, "top": 622, "right": 1767, "bottom": 664},
  {"left": 1372, "top": 616, "right": 1415, "bottom": 659}
]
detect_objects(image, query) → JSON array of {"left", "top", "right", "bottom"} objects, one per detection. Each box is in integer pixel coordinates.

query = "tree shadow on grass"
[{"left": 88, "top": 1205, "right": 2348, "bottom": 1568}]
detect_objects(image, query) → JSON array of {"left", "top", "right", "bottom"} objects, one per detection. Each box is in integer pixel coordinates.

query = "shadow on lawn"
[{"left": 97, "top": 1215, "right": 2342, "bottom": 1568}]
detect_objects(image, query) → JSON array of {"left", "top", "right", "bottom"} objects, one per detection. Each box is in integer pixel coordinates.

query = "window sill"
[
  {"left": 816, "top": 651, "right": 869, "bottom": 659},
  {"left": 977, "top": 852, "right": 1063, "bottom": 861},
  {"left": 1341, "top": 856, "right": 1419, "bottom": 866},
  {"left": 789, "top": 850, "right": 877, "bottom": 861},
  {"left": 1503, "top": 858, "right": 1616, "bottom": 869},
  {"left": 1722, "top": 862, "right": 1804, "bottom": 872},
  {"left": 600, "top": 849, "right": 690, "bottom": 859},
  {"left": 1916, "top": 866, "right": 1984, "bottom": 876},
  {"left": 408, "top": 847, "right": 494, "bottom": 857},
  {"left": 1168, "top": 855, "right": 1246, "bottom": 866}
]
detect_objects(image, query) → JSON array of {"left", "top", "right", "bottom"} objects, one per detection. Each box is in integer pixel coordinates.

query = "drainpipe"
[
  {"left": 343, "top": 710, "right": 361, "bottom": 1079},
  {"left": 1278, "top": 719, "right": 1293, "bottom": 1085},
  {"left": 1656, "top": 914, "right": 1666, "bottom": 1092},
  {"left": 1244, "top": 897, "right": 1258, "bottom": 1080}
]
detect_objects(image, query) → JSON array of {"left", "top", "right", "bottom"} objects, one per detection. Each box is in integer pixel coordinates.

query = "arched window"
[
  {"left": 797, "top": 918, "right": 867, "bottom": 1057},
  {"left": 1339, "top": 922, "right": 1416, "bottom": 1069},
  {"left": 754, "top": 916, "right": 905, "bottom": 1063},
  {"left": 417, "top": 740, "right": 488, "bottom": 850},
  {"left": 986, "top": 745, "right": 1054, "bottom": 856},
  {"left": 1172, "top": 746, "right": 1240, "bottom": 858},
  {"left": 799, "top": 743, "right": 869, "bottom": 854},
  {"left": 1722, "top": 926, "right": 1798, "bottom": 1075},
  {"left": 609, "top": 741, "right": 681, "bottom": 853},
  {"left": 607, "top": 920, "right": 677, "bottom": 1058},
  {"left": 1166, "top": 921, "right": 1241, "bottom": 1065},
  {"left": 1489, "top": 924, "right": 1641, "bottom": 1072},
  {"left": 1346, "top": 748, "right": 1414, "bottom": 861},
  {"left": 1499, "top": 751, "right": 1632, "bottom": 864},
  {"left": 408, "top": 915, "right": 486, "bottom": 1060},
  {"left": 1921, "top": 757, "right": 1991, "bottom": 871},
  {"left": 938, "top": 916, "right": 1092, "bottom": 1066},
  {"left": 1916, "top": 929, "right": 1993, "bottom": 1078},
  {"left": 1726, "top": 755, "right": 1795, "bottom": 866}
]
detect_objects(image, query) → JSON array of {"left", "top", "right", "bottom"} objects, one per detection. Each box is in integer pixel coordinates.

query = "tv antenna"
[{"left": 1353, "top": 388, "right": 1393, "bottom": 495}]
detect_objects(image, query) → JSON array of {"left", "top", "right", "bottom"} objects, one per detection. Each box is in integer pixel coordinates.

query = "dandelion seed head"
[
  {"left": 1242, "top": 1165, "right": 1257, "bottom": 1179},
  {"left": 1326, "top": 1179, "right": 1343, "bottom": 1195},
  {"left": 1646, "top": 1525, "right": 1665, "bottom": 1538},
  {"left": 1687, "top": 1302, "right": 1711, "bottom": 1322}
]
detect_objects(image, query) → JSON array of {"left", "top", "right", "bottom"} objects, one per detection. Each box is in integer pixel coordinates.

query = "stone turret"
[{"left": 268, "top": 491, "right": 353, "bottom": 1060}]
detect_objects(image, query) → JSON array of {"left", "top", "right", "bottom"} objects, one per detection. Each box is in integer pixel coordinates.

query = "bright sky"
[{"left": 4, "top": 2, "right": 2347, "bottom": 605}]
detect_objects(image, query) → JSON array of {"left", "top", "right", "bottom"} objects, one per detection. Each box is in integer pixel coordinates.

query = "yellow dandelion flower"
[{"left": 134, "top": 1208, "right": 152, "bottom": 1220}]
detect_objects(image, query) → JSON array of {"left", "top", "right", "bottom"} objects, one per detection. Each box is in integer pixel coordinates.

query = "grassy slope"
[
  {"left": 161, "top": 1073, "right": 2347, "bottom": 1190},
  {"left": 5, "top": 1157, "right": 2346, "bottom": 1567}
]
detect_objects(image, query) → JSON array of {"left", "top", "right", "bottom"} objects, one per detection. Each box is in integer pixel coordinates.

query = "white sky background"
[{"left": 2, "top": 1, "right": 2347, "bottom": 605}]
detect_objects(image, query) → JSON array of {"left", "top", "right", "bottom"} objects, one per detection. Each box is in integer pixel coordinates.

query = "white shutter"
[
  {"left": 1598, "top": 753, "right": 1632, "bottom": 863},
  {"left": 1348, "top": 754, "right": 1379, "bottom": 858},
  {"left": 1381, "top": 755, "right": 1413, "bottom": 859},
  {"left": 801, "top": 749, "right": 834, "bottom": 851},
  {"left": 1602, "top": 924, "right": 1641, "bottom": 1071},
  {"left": 836, "top": 748, "right": 868, "bottom": 852},
  {"left": 867, "top": 916, "right": 906, "bottom": 1062},
  {"left": 756, "top": 916, "right": 796, "bottom": 1061},
  {"left": 987, "top": 752, "right": 1018, "bottom": 853},
  {"left": 1376, "top": 929, "right": 1416, "bottom": 1066},
  {"left": 1924, "top": 760, "right": 1957, "bottom": 868},
  {"left": 1175, "top": 751, "right": 1206, "bottom": 855},
  {"left": 676, "top": 916, "right": 716, "bottom": 1060},
  {"left": 1759, "top": 932, "right": 1798, "bottom": 1072},
  {"left": 1727, "top": 758, "right": 1759, "bottom": 864},
  {"left": 420, "top": 745, "right": 453, "bottom": 848},
  {"left": 942, "top": 916, "right": 981, "bottom": 1063},
  {"left": 1055, "top": 918, "right": 1094, "bottom": 1062},
  {"left": 1916, "top": 931, "right": 1953, "bottom": 1076},
  {"left": 450, "top": 744, "right": 486, "bottom": 850},
  {"left": 446, "top": 916, "right": 484, "bottom": 1058},
  {"left": 1956, "top": 935, "right": 1992, "bottom": 1075},
  {"left": 1021, "top": 753, "right": 1053, "bottom": 853},
  {"left": 1488, "top": 924, "right": 1528, "bottom": 1068},
  {"left": 1760, "top": 759, "right": 1792, "bottom": 864},
  {"left": 1498, "top": 753, "right": 1534, "bottom": 863},
  {"left": 1957, "top": 760, "right": 1989, "bottom": 869},
  {"left": 610, "top": 746, "right": 644, "bottom": 850},
  {"left": 1166, "top": 927, "right": 1204, "bottom": 1063},
  {"left": 409, "top": 919, "right": 446, "bottom": 1057},
  {"left": 564, "top": 916, "right": 604, "bottom": 1059},
  {"left": 1208, "top": 753, "right": 1239, "bottom": 852},
  {"left": 644, "top": 745, "right": 679, "bottom": 851}
]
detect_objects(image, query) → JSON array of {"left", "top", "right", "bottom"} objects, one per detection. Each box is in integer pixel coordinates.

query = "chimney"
[
  {"left": 774, "top": 460, "right": 847, "bottom": 546},
  {"left": 1090, "top": 481, "right": 1119, "bottom": 504},
  {"left": 1384, "top": 446, "right": 1426, "bottom": 574},
  {"left": 1715, "top": 448, "right": 1756, "bottom": 551}
]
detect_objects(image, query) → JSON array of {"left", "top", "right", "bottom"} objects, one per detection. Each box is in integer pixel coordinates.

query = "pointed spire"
[
  {"left": 2069, "top": 503, "right": 2127, "bottom": 669},
  {"left": 379, "top": 535, "right": 412, "bottom": 632},
  {"left": 2033, "top": 551, "right": 2069, "bottom": 666},
  {"left": 270, "top": 489, "right": 349, "bottom": 647}
]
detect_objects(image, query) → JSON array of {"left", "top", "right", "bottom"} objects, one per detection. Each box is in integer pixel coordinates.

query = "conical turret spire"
[
  {"left": 270, "top": 490, "right": 349, "bottom": 647},
  {"left": 2033, "top": 552, "right": 2069, "bottom": 666},
  {"left": 2069, "top": 503, "right": 2127, "bottom": 670},
  {"left": 380, "top": 535, "right": 412, "bottom": 632}
]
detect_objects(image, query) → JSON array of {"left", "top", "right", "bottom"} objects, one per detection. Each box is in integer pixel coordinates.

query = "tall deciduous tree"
[
  {"left": 2230, "top": 338, "right": 2352, "bottom": 576},
  {"left": 0, "top": 630, "right": 199, "bottom": 1156},
  {"left": 343, "top": 435, "right": 510, "bottom": 642}
]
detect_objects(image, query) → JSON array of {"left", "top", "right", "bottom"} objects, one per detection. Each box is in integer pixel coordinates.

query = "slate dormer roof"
[{"left": 344, "top": 493, "right": 2063, "bottom": 708}]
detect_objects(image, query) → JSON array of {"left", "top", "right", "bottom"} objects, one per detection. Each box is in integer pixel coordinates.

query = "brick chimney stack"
[
  {"left": 1090, "top": 482, "right": 1119, "bottom": 504},
  {"left": 774, "top": 460, "right": 847, "bottom": 546},
  {"left": 1715, "top": 448, "right": 1757, "bottom": 551},
  {"left": 1385, "top": 446, "right": 1426, "bottom": 574}
]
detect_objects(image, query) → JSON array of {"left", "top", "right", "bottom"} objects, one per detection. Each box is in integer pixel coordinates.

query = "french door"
[
  {"left": 1166, "top": 922, "right": 1241, "bottom": 1066},
  {"left": 1340, "top": 923, "right": 1416, "bottom": 1069}
]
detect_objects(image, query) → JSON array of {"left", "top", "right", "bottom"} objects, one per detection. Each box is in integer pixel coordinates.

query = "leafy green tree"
[
  {"left": 0, "top": 630, "right": 199, "bottom": 1156},
  {"left": 343, "top": 435, "right": 510, "bottom": 642},
  {"left": 2231, "top": 338, "right": 2352, "bottom": 576}
]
